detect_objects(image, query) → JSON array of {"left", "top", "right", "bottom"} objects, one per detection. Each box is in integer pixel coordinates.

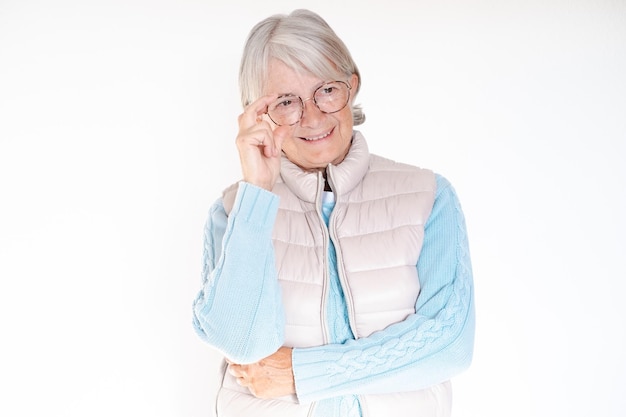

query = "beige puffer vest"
[{"left": 218, "top": 132, "right": 451, "bottom": 417}]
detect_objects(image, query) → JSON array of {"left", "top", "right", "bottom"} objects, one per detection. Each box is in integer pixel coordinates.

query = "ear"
[
  {"left": 348, "top": 73, "right": 359, "bottom": 105},
  {"left": 349, "top": 73, "right": 359, "bottom": 92}
]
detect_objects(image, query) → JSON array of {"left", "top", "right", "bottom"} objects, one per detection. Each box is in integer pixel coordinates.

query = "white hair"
[{"left": 239, "top": 9, "right": 365, "bottom": 125}]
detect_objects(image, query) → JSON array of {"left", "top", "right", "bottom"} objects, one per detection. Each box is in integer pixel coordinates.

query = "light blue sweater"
[{"left": 193, "top": 174, "right": 474, "bottom": 415}]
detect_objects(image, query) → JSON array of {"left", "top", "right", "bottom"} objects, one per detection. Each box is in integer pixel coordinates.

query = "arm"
[
  {"left": 292, "top": 174, "right": 475, "bottom": 403},
  {"left": 192, "top": 182, "right": 285, "bottom": 364}
]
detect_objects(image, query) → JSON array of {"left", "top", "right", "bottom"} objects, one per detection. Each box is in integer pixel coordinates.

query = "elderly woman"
[{"left": 193, "top": 9, "right": 474, "bottom": 417}]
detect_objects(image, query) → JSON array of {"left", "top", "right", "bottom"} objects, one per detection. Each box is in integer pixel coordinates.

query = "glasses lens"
[
  {"left": 268, "top": 95, "right": 302, "bottom": 126},
  {"left": 314, "top": 82, "right": 350, "bottom": 113}
]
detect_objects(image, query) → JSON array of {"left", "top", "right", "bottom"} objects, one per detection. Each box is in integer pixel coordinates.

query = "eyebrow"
[{"left": 275, "top": 81, "right": 330, "bottom": 98}]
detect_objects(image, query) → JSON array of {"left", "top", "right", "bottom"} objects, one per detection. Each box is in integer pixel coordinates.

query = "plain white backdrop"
[{"left": 1, "top": 0, "right": 625, "bottom": 416}]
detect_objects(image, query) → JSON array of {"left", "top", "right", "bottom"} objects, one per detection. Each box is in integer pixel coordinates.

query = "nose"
[{"left": 299, "top": 97, "right": 324, "bottom": 128}]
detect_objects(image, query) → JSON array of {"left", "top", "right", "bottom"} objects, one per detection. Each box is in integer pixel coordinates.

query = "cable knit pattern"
[
  {"left": 191, "top": 132, "right": 474, "bottom": 417},
  {"left": 292, "top": 175, "right": 474, "bottom": 403}
]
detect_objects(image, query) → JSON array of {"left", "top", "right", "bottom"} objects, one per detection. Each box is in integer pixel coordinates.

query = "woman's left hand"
[{"left": 227, "top": 347, "right": 295, "bottom": 399}]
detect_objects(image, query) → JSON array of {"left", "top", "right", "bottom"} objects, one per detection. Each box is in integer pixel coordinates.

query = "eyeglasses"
[{"left": 266, "top": 80, "right": 352, "bottom": 126}]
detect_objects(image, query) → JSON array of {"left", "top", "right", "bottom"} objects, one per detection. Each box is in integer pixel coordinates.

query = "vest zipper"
[
  {"left": 316, "top": 170, "right": 331, "bottom": 345},
  {"left": 326, "top": 165, "right": 358, "bottom": 339}
]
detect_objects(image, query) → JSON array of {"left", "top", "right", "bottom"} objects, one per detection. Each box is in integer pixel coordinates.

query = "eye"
[
  {"left": 272, "top": 95, "right": 299, "bottom": 110},
  {"left": 319, "top": 86, "right": 336, "bottom": 96},
  {"left": 316, "top": 82, "right": 347, "bottom": 101}
]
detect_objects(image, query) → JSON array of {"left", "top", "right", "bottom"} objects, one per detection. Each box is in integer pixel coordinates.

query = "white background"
[{"left": 1, "top": 0, "right": 625, "bottom": 416}]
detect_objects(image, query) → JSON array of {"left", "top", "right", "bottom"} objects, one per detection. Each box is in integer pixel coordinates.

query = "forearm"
[
  {"left": 292, "top": 174, "right": 475, "bottom": 403},
  {"left": 193, "top": 182, "right": 285, "bottom": 364},
  {"left": 292, "top": 281, "right": 474, "bottom": 402}
]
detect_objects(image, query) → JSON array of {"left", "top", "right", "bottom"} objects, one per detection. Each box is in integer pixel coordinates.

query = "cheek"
[
  {"left": 280, "top": 136, "right": 299, "bottom": 157},
  {"left": 336, "top": 110, "right": 354, "bottom": 133}
]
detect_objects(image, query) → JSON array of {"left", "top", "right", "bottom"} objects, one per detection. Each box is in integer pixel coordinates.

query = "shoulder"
[
  {"left": 434, "top": 173, "right": 452, "bottom": 195},
  {"left": 367, "top": 153, "right": 436, "bottom": 192},
  {"left": 369, "top": 153, "right": 433, "bottom": 174}
]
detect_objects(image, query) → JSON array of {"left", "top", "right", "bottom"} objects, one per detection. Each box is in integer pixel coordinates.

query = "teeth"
[{"left": 303, "top": 131, "right": 331, "bottom": 141}]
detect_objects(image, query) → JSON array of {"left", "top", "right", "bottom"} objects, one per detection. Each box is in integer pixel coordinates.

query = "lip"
[{"left": 298, "top": 127, "right": 334, "bottom": 142}]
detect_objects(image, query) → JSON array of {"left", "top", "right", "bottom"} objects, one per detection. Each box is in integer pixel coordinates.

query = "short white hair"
[{"left": 239, "top": 9, "right": 365, "bottom": 125}]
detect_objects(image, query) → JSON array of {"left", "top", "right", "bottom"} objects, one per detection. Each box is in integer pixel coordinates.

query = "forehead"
[{"left": 264, "top": 59, "right": 343, "bottom": 95}]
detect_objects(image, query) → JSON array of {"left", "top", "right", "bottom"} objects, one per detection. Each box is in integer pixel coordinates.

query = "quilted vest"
[{"left": 217, "top": 131, "right": 451, "bottom": 417}]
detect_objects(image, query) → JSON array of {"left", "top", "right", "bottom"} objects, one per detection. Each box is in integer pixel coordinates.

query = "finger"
[
  {"left": 227, "top": 364, "right": 243, "bottom": 378},
  {"left": 260, "top": 127, "right": 277, "bottom": 157},
  {"left": 240, "top": 94, "right": 278, "bottom": 128},
  {"left": 252, "top": 120, "right": 284, "bottom": 158},
  {"left": 270, "top": 125, "right": 291, "bottom": 157},
  {"left": 236, "top": 120, "right": 273, "bottom": 151}
]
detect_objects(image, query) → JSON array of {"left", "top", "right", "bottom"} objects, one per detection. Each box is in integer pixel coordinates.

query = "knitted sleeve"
[
  {"left": 192, "top": 182, "right": 285, "bottom": 364},
  {"left": 292, "top": 174, "right": 475, "bottom": 403}
]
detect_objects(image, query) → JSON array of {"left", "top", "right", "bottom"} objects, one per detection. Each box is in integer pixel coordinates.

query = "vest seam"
[
  {"left": 272, "top": 238, "right": 323, "bottom": 247},
  {"left": 343, "top": 264, "right": 417, "bottom": 274},
  {"left": 338, "top": 190, "right": 435, "bottom": 204},
  {"left": 335, "top": 224, "right": 425, "bottom": 238}
]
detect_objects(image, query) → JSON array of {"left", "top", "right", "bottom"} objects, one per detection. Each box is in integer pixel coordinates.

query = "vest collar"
[{"left": 280, "top": 130, "right": 370, "bottom": 203}]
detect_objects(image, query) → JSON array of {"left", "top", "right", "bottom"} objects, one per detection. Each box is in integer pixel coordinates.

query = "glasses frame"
[{"left": 265, "top": 80, "right": 352, "bottom": 127}]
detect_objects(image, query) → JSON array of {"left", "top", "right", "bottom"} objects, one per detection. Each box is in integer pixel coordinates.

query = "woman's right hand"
[{"left": 236, "top": 95, "right": 291, "bottom": 191}]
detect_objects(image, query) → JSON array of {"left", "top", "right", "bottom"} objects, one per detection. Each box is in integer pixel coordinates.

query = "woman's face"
[{"left": 264, "top": 59, "right": 358, "bottom": 171}]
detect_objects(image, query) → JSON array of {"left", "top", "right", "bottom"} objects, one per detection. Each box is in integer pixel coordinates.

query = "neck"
[{"left": 322, "top": 168, "right": 331, "bottom": 191}]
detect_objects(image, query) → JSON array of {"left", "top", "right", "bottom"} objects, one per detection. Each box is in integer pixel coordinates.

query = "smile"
[{"left": 301, "top": 128, "right": 333, "bottom": 141}]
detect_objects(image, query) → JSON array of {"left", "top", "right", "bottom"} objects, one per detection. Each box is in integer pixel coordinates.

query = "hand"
[
  {"left": 236, "top": 95, "right": 292, "bottom": 191},
  {"left": 227, "top": 347, "right": 295, "bottom": 399}
]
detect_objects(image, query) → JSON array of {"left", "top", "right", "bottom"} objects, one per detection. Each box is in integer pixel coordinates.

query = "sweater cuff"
[
  {"left": 292, "top": 346, "right": 344, "bottom": 403},
  {"left": 231, "top": 182, "right": 280, "bottom": 230}
]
